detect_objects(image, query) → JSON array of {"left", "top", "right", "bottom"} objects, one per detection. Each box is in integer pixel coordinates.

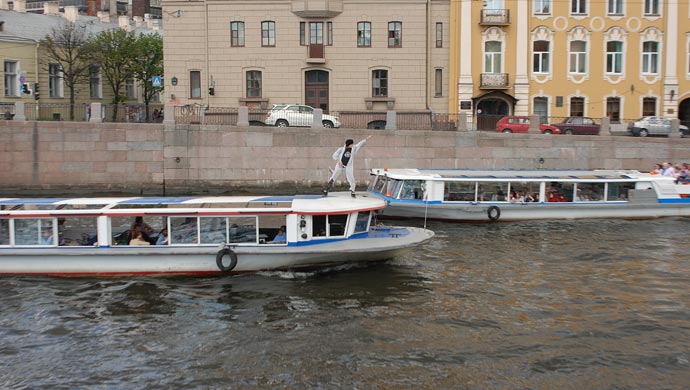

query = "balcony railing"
[
  {"left": 480, "top": 9, "right": 510, "bottom": 25},
  {"left": 307, "top": 44, "right": 325, "bottom": 63},
  {"left": 480, "top": 73, "right": 510, "bottom": 89}
]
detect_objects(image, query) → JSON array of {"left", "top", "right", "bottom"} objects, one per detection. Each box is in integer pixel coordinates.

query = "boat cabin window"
[
  {"left": 228, "top": 217, "right": 258, "bottom": 244},
  {"left": 508, "top": 182, "right": 541, "bottom": 202},
  {"left": 354, "top": 211, "right": 371, "bottom": 233},
  {"left": 260, "top": 215, "right": 288, "bottom": 244},
  {"left": 607, "top": 183, "right": 634, "bottom": 201},
  {"left": 546, "top": 182, "right": 575, "bottom": 202},
  {"left": 373, "top": 176, "right": 401, "bottom": 197},
  {"left": 445, "top": 182, "right": 476, "bottom": 201},
  {"left": 200, "top": 217, "right": 227, "bottom": 244},
  {"left": 400, "top": 180, "right": 424, "bottom": 200},
  {"left": 312, "top": 214, "right": 348, "bottom": 238},
  {"left": 14, "top": 218, "right": 55, "bottom": 245},
  {"left": 170, "top": 217, "right": 199, "bottom": 244},
  {"left": 0, "top": 219, "right": 8, "bottom": 245},
  {"left": 573, "top": 183, "right": 605, "bottom": 201},
  {"left": 111, "top": 216, "right": 166, "bottom": 245},
  {"left": 58, "top": 217, "right": 98, "bottom": 246},
  {"left": 479, "top": 182, "right": 508, "bottom": 201}
]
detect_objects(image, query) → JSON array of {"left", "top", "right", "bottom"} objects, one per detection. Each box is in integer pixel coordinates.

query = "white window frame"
[
  {"left": 643, "top": 0, "right": 659, "bottom": 15},
  {"left": 571, "top": 0, "right": 587, "bottom": 15},
  {"left": 533, "top": 40, "right": 550, "bottom": 74},
  {"left": 534, "top": 0, "right": 551, "bottom": 15},
  {"left": 89, "top": 66, "right": 102, "bottom": 99},
  {"left": 606, "top": 41, "right": 624, "bottom": 74},
  {"left": 642, "top": 41, "right": 659, "bottom": 75},
  {"left": 125, "top": 78, "right": 137, "bottom": 100},
  {"left": 48, "top": 63, "right": 64, "bottom": 98},
  {"left": 569, "top": 40, "right": 587, "bottom": 74},
  {"left": 484, "top": 40, "right": 503, "bottom": 73},
  {"left": 608, "top": 0, "right": 624, "bottom": 15},
  {"left": 4, "top": 60, "right": 18, "bottom": 97}
]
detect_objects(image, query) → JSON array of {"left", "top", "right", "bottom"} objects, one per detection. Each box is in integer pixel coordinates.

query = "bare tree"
[{"left": 40, "top": 21, "right": 92, "bottom": 121}]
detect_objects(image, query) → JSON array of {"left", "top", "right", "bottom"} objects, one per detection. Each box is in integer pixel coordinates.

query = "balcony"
[
  {"left": 480, "top": 73, "right": 510, "bottom": 89},
  {"left": 291, "top": 0, "right": 343, "bottom": 18},
  {"left": 480, "top": 9, "right": 510, "bottom": 25},
  {"left": 307, "top": 44, "right": 325, "bottom": 64}
]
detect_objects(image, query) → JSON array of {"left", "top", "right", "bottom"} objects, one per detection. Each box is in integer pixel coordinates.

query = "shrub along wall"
[{"left": 1, "top": 120, "right": 688, "bottom": 196}]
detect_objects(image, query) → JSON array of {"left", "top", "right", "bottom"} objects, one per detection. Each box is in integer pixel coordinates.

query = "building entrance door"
[
  {"left": 680, "top": 98, "right": 690, "bottom": 129},
  {"left": 476, "top": 98, "right": 509, "bottom": 131},
  {"left": 305, "top": 70, "right": 329, "bottom": 112}
]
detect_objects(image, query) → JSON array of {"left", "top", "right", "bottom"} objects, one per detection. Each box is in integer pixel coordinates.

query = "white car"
[
  {"left": 265, "top": 104, "right": 341, "bottom": 128},
  {"left": 628, "top": 116, "right": 690, "bottom": 137}
]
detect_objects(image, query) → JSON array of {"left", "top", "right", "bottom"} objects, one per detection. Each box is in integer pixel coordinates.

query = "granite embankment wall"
[{"left": 2, "top": 120, "right": 690, "bottom": 196}]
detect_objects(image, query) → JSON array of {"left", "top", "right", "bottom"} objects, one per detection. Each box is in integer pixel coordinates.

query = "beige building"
[
  {"left": 161, "top": 0, "right": 450, "bottom": 115},
  {"left": 450, "top": 0, "right": 690, "bottom": 130}
]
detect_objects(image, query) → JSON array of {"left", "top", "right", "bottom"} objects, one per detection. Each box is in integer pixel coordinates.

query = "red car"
[{"left": 495, "top": 116, "right": 560, "bottom": 134}]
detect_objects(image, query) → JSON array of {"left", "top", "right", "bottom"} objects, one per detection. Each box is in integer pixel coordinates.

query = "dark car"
[
  {"left": 551, "top": 117, "right": 600, "bottom": 135},
  {"left": 495, "top": 116, "right": 561, "bottom": 134}
]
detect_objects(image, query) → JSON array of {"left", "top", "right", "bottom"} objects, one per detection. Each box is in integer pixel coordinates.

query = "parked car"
[
  {"left": 551, "top": 117, "right": 600, "bottom": 135},
  {"left": 627, "top": 116, "right": 690, "bottom": 137},
  {"left": 495, "top": 116, "right": 561, "bottom": 134},
  {"left": 265, "top": 104, "right": 341, "bottom": 128}
]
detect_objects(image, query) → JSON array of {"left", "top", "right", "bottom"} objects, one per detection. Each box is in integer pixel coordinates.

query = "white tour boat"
[
  {"left": 0, "top": 192, "right": 434, "bottom": 277},
  {"left": 368, "top": 168, "right": 690, "bottom": 222}
]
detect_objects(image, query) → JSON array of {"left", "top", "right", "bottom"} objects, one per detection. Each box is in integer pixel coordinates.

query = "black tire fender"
[
  {"left": 487, "top": 205, "right": 501, "bottom": 221},
  {"left": 216, "top": 248, "right": 238, "bottom": 272}
]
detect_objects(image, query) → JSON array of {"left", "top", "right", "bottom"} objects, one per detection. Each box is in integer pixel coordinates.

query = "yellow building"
[{"left": 449, "top": 0, "right": 690, "bottom": 130}]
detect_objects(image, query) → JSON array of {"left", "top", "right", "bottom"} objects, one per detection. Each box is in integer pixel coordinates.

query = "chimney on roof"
[
  {"left": 118, "top": 15, "right": 130, "bottom": 31},
  {"left": 87, "top": 0, "right": 100, "bottom": 16},
  {"left": 14, "top": 0, "right": 26, "bottom": 13},
  {"left": 97, "top": 11, "right": 110, "bottom": 23},
  {"left": 64, "top": 6, "right": 79, "bottom": 22},
  {"left": 134, "top": 15, "right": 142, "bottom": 28}
]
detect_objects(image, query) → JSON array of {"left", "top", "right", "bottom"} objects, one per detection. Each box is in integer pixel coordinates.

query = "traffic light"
[
  {"left": 33, "top": 83, "right": 40, "bottom": 100},
  {"left": 21, "top": 83, "right": 30, "bottom": 94}
]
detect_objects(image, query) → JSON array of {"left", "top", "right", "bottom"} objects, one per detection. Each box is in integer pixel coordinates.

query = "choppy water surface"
[{"left": 1, "top": 219, "right": 689, "bottom": 389}]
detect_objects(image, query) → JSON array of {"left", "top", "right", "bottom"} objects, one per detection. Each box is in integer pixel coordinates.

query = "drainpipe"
[
  {"left": 205, "top": 1, "right": 210, "bottom": 108},
  {"left": 425, "top": 0, "right": 430, "bottom": 110}
]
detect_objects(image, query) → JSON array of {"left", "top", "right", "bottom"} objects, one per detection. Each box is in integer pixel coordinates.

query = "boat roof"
[
  {"left": 0, "top": 193, "right": 385, "bottom": 215},
  {"left": 370, "top": 168, "right": 661, "bottom": 181}
]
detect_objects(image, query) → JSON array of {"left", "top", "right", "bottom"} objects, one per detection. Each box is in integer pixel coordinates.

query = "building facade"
[
  {"left": 450, "top": 0, "right": 690, "bottom": 129},
  {"left": 161, "top": 0, "right": 450, "bottom": 114}
]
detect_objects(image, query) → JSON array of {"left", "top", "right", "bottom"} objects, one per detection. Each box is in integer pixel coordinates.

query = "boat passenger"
[
  {"left": 271, "top": 226, "right": 287, "bottom": 243},
  {"left": 135, "top": 216, "right": 155, "bottom": 242},
  {"left": 40, "top": 229, "right": 53, "bottom": 245},
  {"left": 651, "top": 163, "right": 663, "bottom": 175},
  {"left": 129, "top": 230, "right": 150, "bottom": 246},
  {"left": 156, "top": 228, "right": 168, "bottom": 245},
  {"left": 662, "top": 162, "right": 676, "bottom": 177}
]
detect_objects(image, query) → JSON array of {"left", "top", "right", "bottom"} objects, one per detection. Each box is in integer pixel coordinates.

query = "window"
[
  {"left": 642, "top": 41, "right": 659, "bottom": 74},
  {"left": 435, "top": 69, "right": 442, "bottom": 97},
  {"left": 571, "top": 0, "right": 586, "bottom": 14},
  {"left": 606, "top": 97, "right": 621, "bottom": 123},
  {"left": 534, "top": 0, "right": 550, "bottom": 14},
  {"left": 3, "top": 60, "right": 18, "bottom": 97},
  {"left": 310, "top": 22, "right": 323, "bottom": 45},
  {"left": 606, "top": 41, "right": 623, "bottom": 74},
  {"left": 48, "top": 63, "right": 63, "bottom": 98},
  {"left": 246, "top": 71, "right": 261, "bottom": 97},
  {"left": 569, "top": 40, "right": 587, "bottom": 74},
  {"left": 357, "top": 22, "right": 371, "bottom": 47},
  {"left": 642, "top": 97, "right": 656, "bottom": 116},
  {"left": 570, "top": 97, "right": 585, "bottom": 117},
  {"left": 190, "top": 70, "right": 201, "bottom": 98},
  {"left": 436, "top": 23, "right": 443, "bottom": 48},
  {"left": 327, "top": 22, "right": 333, "bottom": 46},
  {"left": 533, "top": 40, "right": 550, "bottom": 74},
  {"left": 644, "top": 0, "right": 659, "bottom": 15},
  {"left": 231, "top": 21, "right": 245, "bottom": 47},
  {"left": 388, "top": 21, "right": 402, "bottom": 48},
  {"left": 608, "top": 0, "right": 623, "bottom": 14},
  {"left": 484, "top": 41, "right": 502, "bottom": 73},
  {"left": 261, "top": 21, "right": 275, "bottom": 47},
  {"left": 125, "top": 79, "right": 136, "bottom": 99},
  {"left": 300, "top": 22, "right": 306, "bottom": 46},
  {"left": 534, "top": 97, "right": 548, "bottom": 123},
  {"left": 372, "top": 69, "right": 388, "bottom": 97},
  {"left": 89, "top": 66, "right": 102, "bottom": 99}
]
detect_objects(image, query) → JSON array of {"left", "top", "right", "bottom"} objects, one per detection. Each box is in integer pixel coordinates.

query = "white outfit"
[{"left": 328, "top": 138, "right": 367, "bottom": 192}]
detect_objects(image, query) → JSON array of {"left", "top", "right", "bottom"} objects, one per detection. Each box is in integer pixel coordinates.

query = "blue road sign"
[{"left": 152, "top": 76, "right": 162, "bottom": 87}]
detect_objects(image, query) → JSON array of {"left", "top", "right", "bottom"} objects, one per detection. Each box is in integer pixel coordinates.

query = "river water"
[{"left": 1, "top": 218, "right": 689, "bottom": 389}]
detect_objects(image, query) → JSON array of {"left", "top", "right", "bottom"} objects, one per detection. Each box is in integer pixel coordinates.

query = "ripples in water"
[{"left": 1, "top": 219, "right": 690, "bottom": 389}]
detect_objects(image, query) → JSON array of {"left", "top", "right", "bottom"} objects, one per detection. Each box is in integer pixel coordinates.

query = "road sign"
[{"left": 152, "top": 76, "right": 162, "bottom": 87}]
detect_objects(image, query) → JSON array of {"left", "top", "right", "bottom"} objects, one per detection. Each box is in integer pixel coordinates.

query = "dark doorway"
[
  {"left": 680, "top": 98, "right": 690, "bottom": 128},
  {"left": 305, "top": 70, "right": 329, "bottom": 112},
  {"left": 476, "top": 98, "right": 509, "bottom": 131}
]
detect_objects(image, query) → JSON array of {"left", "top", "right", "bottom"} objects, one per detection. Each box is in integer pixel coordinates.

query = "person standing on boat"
[{"left": 323, "top": 135, "right": 373, "bottom": 198}]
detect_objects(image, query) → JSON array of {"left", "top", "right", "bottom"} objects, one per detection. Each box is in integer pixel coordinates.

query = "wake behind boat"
[
  {"left": 0, "top": 192, "right": 434, "bottom": 277},
  {"left": 368, "top": 168, "right": 690, "bottom": 222}
]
